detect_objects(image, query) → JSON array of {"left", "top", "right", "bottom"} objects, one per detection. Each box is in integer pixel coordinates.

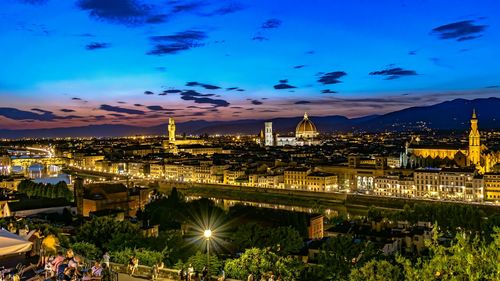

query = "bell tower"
[
  {"left": 468, "top": 109, "right": 481, "bottom": 166},
  {"left": 168, "top": 117, "right": 176, "bottom": 143}
]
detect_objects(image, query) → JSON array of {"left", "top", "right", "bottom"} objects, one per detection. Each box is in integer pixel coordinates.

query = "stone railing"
[{"left": 109, "top": 262, "right": 241, "bottom": 281}]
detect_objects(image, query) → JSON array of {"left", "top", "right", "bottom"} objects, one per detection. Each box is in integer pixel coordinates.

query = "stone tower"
[
  {"left": 168, "top": 117, "right": 176, "bottom": 143},
  {"left": 468, "top": 109, "right": 481, "bottom": 166},
  {"left": 265, "top": 122, "right": 273, "bottom": 146}
]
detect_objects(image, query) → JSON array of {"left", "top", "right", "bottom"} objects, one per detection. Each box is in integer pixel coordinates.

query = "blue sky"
[{"left": 0, "top": 0, "right": 499, "bottom": 129}]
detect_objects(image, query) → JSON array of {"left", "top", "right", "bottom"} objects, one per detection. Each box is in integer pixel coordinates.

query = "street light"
[{"left": 204, "top": 229, "right": 212, "bottom": 275}]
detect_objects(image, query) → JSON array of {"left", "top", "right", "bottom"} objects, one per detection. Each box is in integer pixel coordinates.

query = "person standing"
[
  {"left": 102, "top": 252, "right": 110, "bottom": 268},
  {"left": 187, "top": 264, "right": 194, "bottom": 281},
  {"left": 178, "top": 268, "right": 185, "bottom": 281},
  {"left": 201, "top": 267, "right": 208, "bottom": 281},
  {"left": 131, "top": 256, "right": 139, "bottom": 276}
]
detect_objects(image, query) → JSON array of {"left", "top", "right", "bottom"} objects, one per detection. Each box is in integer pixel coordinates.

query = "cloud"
[
  {"left": 145, "top": 14, "right": 168, "bottom": 24},
  {"left": 317, "top": 71, "right": 347, "bottom": 84},
  {"left": 79, "top": 33, "right": 95, "bottom": 37},
  {"left": 163, "top": 89, "right": 182, "bottom": 94},
  {"left": 99, "top": 104, "right": 145, "bottom": 115},
  {"left": 369, "top": 67, "right": 417, "bottom": 80},
  {"left": 117, "top": 101, "right": 127, "bottom": 104},
  {"left": 180, "top": 90, "right": 229, "bottom": 107},
  {"left": 77, "top": 0, "right": 157, "bottom": 25},
  {"left": 251, "top": 100, "right": 263, "bottom": 105},
  {"left": 408, "top": 50, "right": 417, "bottom": 55},
  {"left": 31, "top": 108, "right": 53, "bottom": 114},
  {"left": 273, "top": 80, "right": 296, "bottom": 89},
  {"left": 146, "top": 105, "right": 175, "bottom": 111},
  {"left": 252, "top": 36, "right": 268, "bottom": 41},
  {"left": 144, "top": 90, "right": 155, "bottom": 95},
  {"left": 171, "top": 1, "right": 206, "bottom": 13},
  {"left": 207, "top": 3, "right": 244, "bottom": 16},
  {"left": 0, "top": 107, "right": 80, "bottom": 121},
  {"left": 60, "top": 109, "right": 76, "bottom": 112},
  {"left": 294, "top": 101, "right": 311, "bottom": 104},
  {"left": 431, "top": 20, "right": 486, "bottom": 41},
  {"left": 86, "top": 42, "right": 111, "bottom": 50},
  {"left": 147, "top": 30, "right": 207, "bottom": 55},
  {"left": 134, "top": 104, "right": 143, "bottom": 107},
  {"left": 108, "top": 113, "right": 125, "bottom": 117},
  {"left": 186, "top": 81, "right": 221, "bottom": 90},
  {"left": 72, "top": 97, "right": 82, "bottom": 100},
  {"left": 155, "top": 67, "right": 167, "bottom": 72},
  {"left": 18, "top": 0, "right": 48, "bottom": 4},
  {"left": 293, "top": 65, "right": 305, "bottom": 69},
  {"left": 262, "top": 18, "right": 282, "bottom": 29},
  {"left": 321, "top": 89, "right": 337, "bottom": 94}
]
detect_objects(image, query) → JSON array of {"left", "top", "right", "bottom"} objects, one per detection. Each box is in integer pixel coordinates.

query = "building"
[
  {"left": 223, "top": 168, "right": 245, "bottom": 185},
  {"left": 296, "top": 112, "right": 319, "bottom": 139},
  {"left": 74, "top": 178, "right": 151, "bottom": 217},
  {"left": 269, "top": 112, "right": 320, "bottom": 146},
  {"left": 168, "top": 117, "right": 176, "bottom": 143},
  {"left": 264, "top": 122, "right": 274, "bottom": 146},
  {"left": 405, "top": 110, "right": 500, "bottom": 173},
  {"left": 484, "top": 173, "right": 500, "bottom": 202},
  {"left": 308, "top": 215, "right": 324, "bottom": 239},
  {"left": 284, "top": 167, "right": 338, "bottom": 192},
  {"left": 373, "top": 167, "right": 483, "bottom": 201}
]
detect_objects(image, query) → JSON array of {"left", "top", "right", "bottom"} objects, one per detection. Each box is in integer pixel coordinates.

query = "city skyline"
[{"left": 1, "top": 0, "right": 500, "bottom": 130}]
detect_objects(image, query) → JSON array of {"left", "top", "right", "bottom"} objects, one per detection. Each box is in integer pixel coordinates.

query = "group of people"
[
  {"left": 177, "top": 265, "right": 213, "bottom": 281},
  {"left": 41, "top": 249, "right": 112, "bottom": 281}
]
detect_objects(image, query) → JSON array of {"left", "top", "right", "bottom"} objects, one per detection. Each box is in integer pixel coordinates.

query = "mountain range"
[{"left": 0, "top": 97, "right": 498, "bottom": 138}]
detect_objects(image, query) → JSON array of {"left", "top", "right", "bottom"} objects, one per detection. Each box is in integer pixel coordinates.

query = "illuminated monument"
[
  {"left": 405, "top": 110, "right": 499, "bottom": 173},
  {"left": 295, "top": 112, "right": 319, "bottom": 139},
  {"left": 264, "top": 112, "right": 320, "bottom": 146},
  {"left": 163, "top": 116, "right": 205, "bottom": 152},
  {"left": 168, "top": 117, "right": 176, "bottom": 143}
]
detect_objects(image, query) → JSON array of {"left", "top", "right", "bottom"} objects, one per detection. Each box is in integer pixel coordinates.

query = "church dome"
[{"left": 296, "top": 112, "right": 318, "bottom": 139}]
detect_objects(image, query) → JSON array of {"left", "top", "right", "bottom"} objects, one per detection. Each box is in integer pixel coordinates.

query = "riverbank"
[{"left": 158, "top": 181, "right": 500, "bottom": 216}]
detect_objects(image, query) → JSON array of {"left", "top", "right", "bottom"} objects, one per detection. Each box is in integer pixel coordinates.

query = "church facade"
[{"left": 405, "top": 110, "right": 500, "bottom": 174}]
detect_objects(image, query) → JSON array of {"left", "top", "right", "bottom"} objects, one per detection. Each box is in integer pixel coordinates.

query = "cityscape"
[{"left": 1, "top": 0, "right": 500, "bottom": 281}]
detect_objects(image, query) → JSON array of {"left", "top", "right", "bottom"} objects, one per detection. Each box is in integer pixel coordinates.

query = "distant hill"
[{"left": 0, "top": 97, "right": 498, "bottom": 138}]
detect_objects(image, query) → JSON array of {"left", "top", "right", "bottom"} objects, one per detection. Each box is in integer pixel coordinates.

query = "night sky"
[{"left": 1, "top": 0, "right": 499, "bottom": 129}]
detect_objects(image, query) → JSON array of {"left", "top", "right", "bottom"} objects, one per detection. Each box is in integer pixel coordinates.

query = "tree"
[
  {"left": 111, "top": 248, "right": 164, "bottom": 267},
  {"left": 224, "top": 248, "right": 279, "bottom": 280},
  {"left": 349, "top": 260, "right": 402, "bottom": 281},
  {"left": 186, "top": 251, "right": 222, "bottom": 276},
  {"left": 316, "top": 235, "right": 380, "bottom": 280},
  {"left": 224, "top": 248, "right": 304, "bottom": 281},
  {"left": 232, "top": 224, "right": 303, "bottom": 255},
  {"left": 71, "top": 241, "right": 101, "bottom": 260},
  {"left": 396, "top": 227, "right": 500, "bottom": 281},
  {"left": 232, "top": 223, "right": 265, "bottom": 251},
  {"left": 76, "top": 216, "right": 140, "bottom": 249},
  {"left": 267, "top": 226, "right": 303, "bottom": 255}
]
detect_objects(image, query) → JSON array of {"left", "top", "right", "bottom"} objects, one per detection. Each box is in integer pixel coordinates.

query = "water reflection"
[{"left": 185, "top": 196, "right": 347, "bottom": 219}]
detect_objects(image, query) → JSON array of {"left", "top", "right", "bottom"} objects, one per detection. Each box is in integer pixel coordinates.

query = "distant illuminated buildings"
[
  {"left": 263, "top": 112, "right": 321, "bottom": 146},
  {"left": 404, "top": 110, "right": 500, "bottom": 173}
]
